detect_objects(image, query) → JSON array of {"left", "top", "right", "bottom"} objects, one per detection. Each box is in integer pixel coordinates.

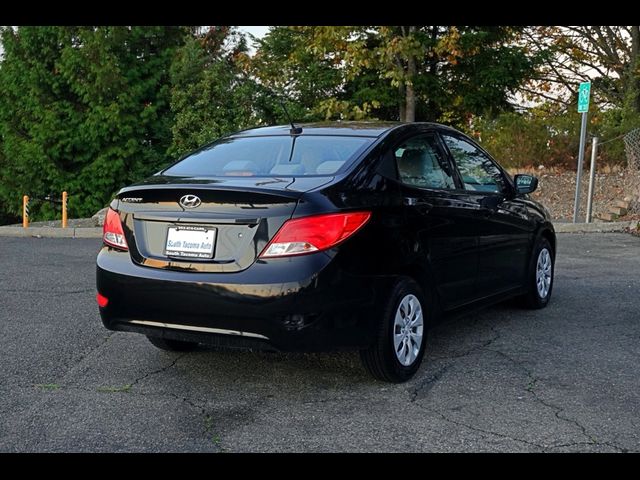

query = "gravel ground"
[
  {"left": 7, "top": 218, "right": 97, "bottom": 228},
  {"left": 529, "top": 167, "right": 640, "bottom": 222}
]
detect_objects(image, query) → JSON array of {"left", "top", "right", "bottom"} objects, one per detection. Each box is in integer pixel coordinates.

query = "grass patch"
[
  {"left": 96, "top": 384, "right": 132, "bottom": 393},
  {"left": 34, "top": 383, "right": 60, "bottom": 391},
  {"left": 203, "top": 415, "right": 224, "bottom": 449}
]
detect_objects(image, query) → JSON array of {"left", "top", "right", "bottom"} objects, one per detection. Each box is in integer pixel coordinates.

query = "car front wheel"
[
  {"left": 360, "top": 278, "right": 428, "bottom": 383},
  {"left": 517, "top": 237, "right": 554, "bottom": 309}
]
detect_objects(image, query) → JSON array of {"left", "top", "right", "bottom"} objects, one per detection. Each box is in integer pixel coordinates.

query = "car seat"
[{"left": 398, "top": 149, "right": 427, "bottom": 186}]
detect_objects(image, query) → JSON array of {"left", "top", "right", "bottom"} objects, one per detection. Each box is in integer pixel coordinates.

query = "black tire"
[
  {"left": 146, "top": 335, "right": 198, "bottom": 352},
  {"left": 516, "top": 237, "right": 554, "bottom": 309},
  {"left": 360, "top": 277, "right": 429, "bottom": 383}
]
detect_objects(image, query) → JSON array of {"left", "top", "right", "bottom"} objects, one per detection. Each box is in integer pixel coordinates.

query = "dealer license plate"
[{"left": 165, "top": 226, "right": 215, "bottom": 259}]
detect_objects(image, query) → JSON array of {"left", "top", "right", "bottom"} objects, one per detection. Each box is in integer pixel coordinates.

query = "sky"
[
  {"left": 237, "top": 26, "right": 269, "bottom": 53},
  {"left": 238, "top": 26, "right": 269, "bottom": 39}
]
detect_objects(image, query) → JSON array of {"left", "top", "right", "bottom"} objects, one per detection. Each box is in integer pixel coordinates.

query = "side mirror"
[{"left": 514, "top": 174, "right": 538, "bottom": 195}]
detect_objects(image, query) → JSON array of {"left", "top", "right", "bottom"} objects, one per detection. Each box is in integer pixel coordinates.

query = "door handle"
[{"left": 404, "top": 197, "right": 433, "bottom": 213}]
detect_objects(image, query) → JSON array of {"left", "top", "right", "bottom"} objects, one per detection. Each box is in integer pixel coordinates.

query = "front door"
[{"left": 440, "top": 132, "right": 532, "bottom": 298}]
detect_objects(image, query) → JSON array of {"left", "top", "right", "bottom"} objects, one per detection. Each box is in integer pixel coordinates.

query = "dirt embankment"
[{"left": 511, "top": 166, "right": 640, "bottom": 222}]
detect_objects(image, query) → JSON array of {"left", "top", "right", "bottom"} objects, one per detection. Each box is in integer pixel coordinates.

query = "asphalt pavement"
[{"left": 0, "top": 233, "right": 639, "bottom": 452}]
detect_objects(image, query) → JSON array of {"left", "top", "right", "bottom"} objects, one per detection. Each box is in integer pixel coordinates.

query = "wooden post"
[
  {"left": 22, "top": 195, "right": 29, "bottom": 228},
  {"left": 62, "top": 191, "right": 68, "bottom": 228}
]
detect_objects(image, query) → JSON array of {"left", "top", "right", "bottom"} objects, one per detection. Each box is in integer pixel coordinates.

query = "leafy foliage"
[
  {"left": 257, "top": 26, "right": 540, "bottom": 124},
  {"left": 470, "top": 103, "right": 634, "bottom": 170},
  {"left": 168, "top": 27, "right": 258, "bottom": 158},
  {"left": 0, "top": 26, "right": 185, "bottom": 220},
  {"left": 0, "top": 25, "right": 637, "bottom": 223}
]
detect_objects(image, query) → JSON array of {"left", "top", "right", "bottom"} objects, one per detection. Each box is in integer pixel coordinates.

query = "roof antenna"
[{"left": 278, "top": 98, "right": 303, "bottom": 135}]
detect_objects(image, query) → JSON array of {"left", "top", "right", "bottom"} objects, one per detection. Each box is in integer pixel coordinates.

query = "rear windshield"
[{"left": 162, "top": 135, "right": 374, "bottom": 177}]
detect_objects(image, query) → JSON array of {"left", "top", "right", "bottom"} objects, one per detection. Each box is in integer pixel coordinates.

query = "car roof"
[{"left": 231, "top": 121, "right": 451, "bottom": 138}]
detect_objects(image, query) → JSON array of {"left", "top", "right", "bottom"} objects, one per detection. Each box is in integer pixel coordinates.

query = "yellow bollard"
[
  {"left": 23, "top": 195, "right": 29, "bottom": 228},
  {"left": 62, "top": 191, "right": 68, "bottom": 228}
]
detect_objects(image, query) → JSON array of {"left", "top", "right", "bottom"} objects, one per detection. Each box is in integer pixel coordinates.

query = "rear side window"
[
  {"left": 163, "top": 135, "right": 374, "bottom": 177},
  {"left": 395, "top": 134, "right": 455, "bottom": 190}
]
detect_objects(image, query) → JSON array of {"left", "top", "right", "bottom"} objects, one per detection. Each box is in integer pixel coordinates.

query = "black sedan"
[{"left": 96, "top": 122, "right": 555, "bottom": 382}]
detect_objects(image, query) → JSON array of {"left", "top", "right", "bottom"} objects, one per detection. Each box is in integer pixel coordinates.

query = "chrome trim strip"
[{"left": 128, "top": 320, "right": 269, "bottom": 340}]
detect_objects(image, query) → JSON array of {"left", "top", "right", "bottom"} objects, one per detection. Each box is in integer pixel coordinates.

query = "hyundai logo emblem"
[{"left": 179, "top": 194, "right": 202, "bottom": 209}]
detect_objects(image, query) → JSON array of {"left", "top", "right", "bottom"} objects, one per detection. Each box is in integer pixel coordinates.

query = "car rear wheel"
[
  {"left": 516, "top": 237, "right": 554, "bottom": 309},
  {"left": 360, "top": 278, "right": 428, "bottom": 383},
  {"left": 146, "top": 335, "right": 198, "bottom": 352}
]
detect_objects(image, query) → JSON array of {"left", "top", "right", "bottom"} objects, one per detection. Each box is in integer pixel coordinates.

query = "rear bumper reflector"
[{"left": 96, "top": 293, "right": 109, "bottom": 308}]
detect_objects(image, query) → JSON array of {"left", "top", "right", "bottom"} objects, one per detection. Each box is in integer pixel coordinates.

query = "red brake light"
[
  {"left": 259, "top": 211, "right": 371, "bottom": 258},
  {"left": 96, "top": 292, "right": 109, "bottom": 308},
  {"left": 103, "top": 207, "right": 128, "bottom": 250}
]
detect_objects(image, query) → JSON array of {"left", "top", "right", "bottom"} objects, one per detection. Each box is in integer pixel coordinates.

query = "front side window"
[
  {"left": 394, "top": 134, "right": 455, "bottom": 190},
  {"left": 441, "top": 134, "right": 506, "bottom": 194},
  {"left": 162, "top": 135, "right": 374, "bottom": 177}
]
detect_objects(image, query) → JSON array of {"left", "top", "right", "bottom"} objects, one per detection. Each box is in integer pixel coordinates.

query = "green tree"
[
  {"left": 168, "top": 26, "right": 259, "bottom": 158},
  {"left": 248, "top": 26, "right": 345, "bottom": 123},
  {"left": 276, "top": 26, "right": 540, "bottom": 123},
  {"left": 0, "top": 26, "right": 185, "bottom": 220}
]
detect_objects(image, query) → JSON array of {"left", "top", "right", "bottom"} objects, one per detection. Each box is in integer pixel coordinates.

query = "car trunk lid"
[{"left": 115, "top": 175, "right": 333, "bottom": 273}]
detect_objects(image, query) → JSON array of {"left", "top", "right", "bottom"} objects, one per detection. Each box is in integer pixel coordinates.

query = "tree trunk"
[
  {"left": 405, "top": 26, "right": 417, "bottom": 122},
  {"left": 399, "top": 83, "right": 407, "bottom": 121},
  {"left": 405, "top": 78, "right": 416, "bottom": 122}
]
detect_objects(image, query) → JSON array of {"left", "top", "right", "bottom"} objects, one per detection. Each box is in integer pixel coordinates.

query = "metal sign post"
[
  {"left": 573, "top": 81, "right": 591, "bottom": 223},
  {"left": 585, "top": 137, "right": 599, "bottom": 223}
]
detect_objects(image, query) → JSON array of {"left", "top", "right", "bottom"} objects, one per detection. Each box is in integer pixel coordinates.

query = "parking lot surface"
[{"left": 0, "top": 233, "right": 638, "bottom": 452}]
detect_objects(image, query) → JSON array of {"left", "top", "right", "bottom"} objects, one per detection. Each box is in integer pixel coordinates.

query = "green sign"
[{"left": 578, "top": 81, "right": 591, "bottom": 113}]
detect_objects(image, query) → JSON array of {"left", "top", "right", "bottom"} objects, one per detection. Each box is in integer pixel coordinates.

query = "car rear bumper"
[{"left": 96, "top": 247, "right": 393, "bottom": 351}]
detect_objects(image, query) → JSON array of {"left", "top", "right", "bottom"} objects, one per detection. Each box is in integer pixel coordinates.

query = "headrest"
[
  {"left": 270, "top": 163, "right": 306, "bottom": 175},
  {"left": 222, "top": 160, "right": 258, "bottom": 173},
  {"left": 316, "top": 160, "right": 345, "bottom": 174},
  {"left": 398, "top": 149, "right": 425, "bottom": 179}
]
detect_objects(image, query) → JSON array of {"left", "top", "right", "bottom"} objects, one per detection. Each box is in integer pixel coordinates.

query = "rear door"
[
  {"left": 440, "top": 132, "right": 532, "bottom": 298},
  {"left": 392, "top": 131, "right": 479, "bottom": 309}
]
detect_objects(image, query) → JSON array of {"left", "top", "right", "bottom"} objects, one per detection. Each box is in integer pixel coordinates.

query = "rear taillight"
[
  {"left": 103, "top": 207, "right": 128, "bottom": 250},
  {"left": 259, "top": 211, "right": 371, "bottom": 258}
]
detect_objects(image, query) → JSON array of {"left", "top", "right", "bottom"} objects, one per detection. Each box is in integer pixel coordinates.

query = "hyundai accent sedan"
[{"left": 96, "top": 122, "right": 555, "bottom": 382}]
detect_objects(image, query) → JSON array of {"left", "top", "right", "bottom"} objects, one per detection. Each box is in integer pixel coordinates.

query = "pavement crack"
[
  {"left": 127, "top": 351, "right": 224, "bottom": 449},
  {"left": 431, "top": 324, "right": 502, "bottom": 361},
  {"left": 60, "top": 332, "right": 116, "bottom": 384},
  {"left": 129, "top": 353, "right": 188, "bottom": 389},
  {"left": 0, "top": 287, "right": 94, "bottom": 295},
  {"left": 168, "top": 393, "right": 225, "bottom": 451},
  {"left": 416, "top": 403, "right": 545, "bottom": 451},
  {"left": 410, "top": 365, "right": 451, "bottom": 402},
  {"left": 547, "top": 441, "right": 630, "bottom": 452},
  {"left": 484, "top": 346, "right": 605, "bottom": 449}
]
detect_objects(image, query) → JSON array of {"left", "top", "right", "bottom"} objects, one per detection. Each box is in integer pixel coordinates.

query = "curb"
[
  {"left": 0, "top": 226, "right": 102, "bottom": 238},
  {"left": 554, "top": 221, "right": 637, "bottom": 233},
  {"left": 0, "top": 223, "right": 637, "bottom": 238}
]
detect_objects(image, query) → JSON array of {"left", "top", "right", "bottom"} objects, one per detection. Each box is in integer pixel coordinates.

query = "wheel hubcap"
[
  {"left": 393, "top": 294, "right": 424, "bottom": 366},
  {"left": 536, "top": 248, "right": 552, "bottom": 299}
]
